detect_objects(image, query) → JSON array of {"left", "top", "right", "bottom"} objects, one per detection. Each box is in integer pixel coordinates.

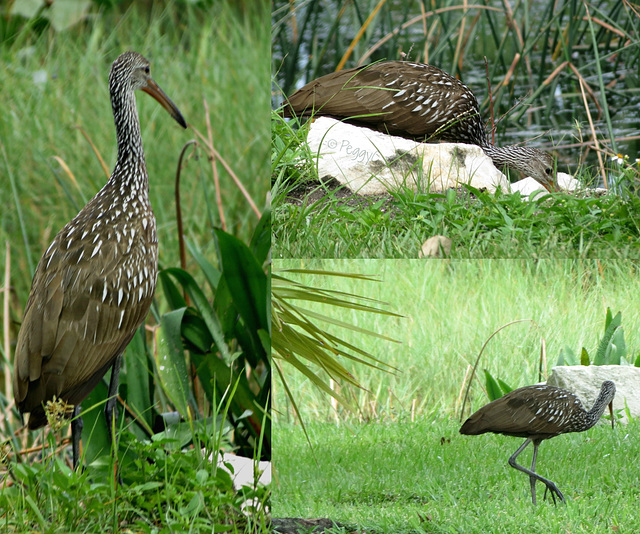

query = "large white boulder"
[
  {"left": 546, "top": 365, "right": 640, "bottom": 423},
  {"left": 306, "top": 117, "right": 509, "bottom": 195}
]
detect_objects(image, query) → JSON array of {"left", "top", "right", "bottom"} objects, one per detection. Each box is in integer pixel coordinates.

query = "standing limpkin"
[
  {"left": 283, "top": 61, "right": 556, "bottom": 191},
  {"left": 13, "top": 51, "right": 187, "bottom": 468},
  {"left": 459, "top": 380, "right": 615, "bottom": 504}
]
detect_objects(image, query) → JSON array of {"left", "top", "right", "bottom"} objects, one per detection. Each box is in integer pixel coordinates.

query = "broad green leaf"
[
  {"left": 186, "top": 240, "right": 221, "bottom": 292},
  {"left": 557, "top": 345, "right": 578, "bottom": 366},
  {"left": 604, "top": 307, "right": 613, "bottom": 332},
  {"left": 594, "top": 310, "right": 622, "bottom": 364},
  {"left": 122, "top": 328, "right": 153, "bottom": 430},
  {"left": 484, "top": 370, "right": 503, "bottom": 401},
  {"left": 155, "top": 308, "right": 191, "bottom": 418},
  {"left": 159, "top": 270, "right": 187, "bottom": 310},
  {"left": 182, "top": 312, "right": 214, "bottom": 354},
  {"left": 164, "top": 268, "right": 231, "bottom": 361},
  {"left": 497, "top": 378, "right": 513, "bottom": 395},
  {"left": 215, "top": 227, "right": 268, "bottom": 334},
  {"left": 80, "top": 381, "right": 110, "bottom": 466},
  {"left": 249, "top": 208, "right": 271, "bottom": 265}
]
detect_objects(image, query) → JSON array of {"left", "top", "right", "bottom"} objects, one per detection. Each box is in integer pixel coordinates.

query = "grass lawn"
[
  {"left": 273, "top": 419, "right": 640, "bottom": 533},
  {"left": 272, "top": 259, "right": 640, "bottom": 531}
]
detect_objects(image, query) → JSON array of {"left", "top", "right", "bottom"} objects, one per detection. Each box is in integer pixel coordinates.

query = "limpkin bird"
[
  {"left": 459, "top": 380, "right": 615, "bottom": 504},
  {"left": 283, "top": 61, "right": 556, "bottom": 191},
  {"left": 13, "top": 51, "right": 187, "bottom": 468}
]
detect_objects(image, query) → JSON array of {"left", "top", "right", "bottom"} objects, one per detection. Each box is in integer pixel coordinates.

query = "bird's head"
[
  {"left": 109, "top": 51, "right": 187, "bottom": 129},
  {"left": 521, "top": 147, "right": 556, "bottom": 192}
]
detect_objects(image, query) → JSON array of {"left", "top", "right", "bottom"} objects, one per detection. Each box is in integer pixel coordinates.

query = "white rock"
[
  {"left": 216, "top": 452, "right": 271, "bottom": 489},
  {"left": 546, "top": 365, "right": 640, "bottom": 423},
  {"left": 306, "top": 117, "right": 509, "bottom": 195},
  {"left": 511, "top": 172, "right": 607, "bottom": 197}
]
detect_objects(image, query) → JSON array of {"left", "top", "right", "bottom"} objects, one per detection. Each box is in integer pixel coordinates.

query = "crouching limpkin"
[
  {"left": 460, "top": 380, "right": 615, "bottom": 504},
  {"left": 283, "top": 61, "right": 556, "bottom": 191},
  {"left": 13, "top": 51, "right": 187, "bottom": 468}
]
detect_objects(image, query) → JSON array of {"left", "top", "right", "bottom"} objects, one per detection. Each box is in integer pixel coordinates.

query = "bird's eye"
[
  {"left": 545, "top": 168, "right": 552, "bottom": 175},
  {"left": 144, "top": 66, "right": 150, "bottom": 74}
]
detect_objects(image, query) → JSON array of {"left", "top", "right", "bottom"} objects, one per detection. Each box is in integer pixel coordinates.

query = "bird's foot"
[{"left": 543, "top": 483, "right": 565, "bottom": 505}]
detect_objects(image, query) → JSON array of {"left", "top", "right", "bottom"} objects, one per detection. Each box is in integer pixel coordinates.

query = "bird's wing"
[
  {"left": 499, "top": 390, "right": 576, "bottom": 435},
  {"left": 460, "top": 386, "right": 581, "bottom": 437},
  {"left": 13, "top": 217, "right": 154, "bottom": 415},
  {"left": 284, "top": 62, "right": 482, "bottom": 140}
]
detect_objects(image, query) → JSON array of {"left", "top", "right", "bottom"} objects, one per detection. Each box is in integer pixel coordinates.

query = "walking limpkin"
[
  {"left": 459, "top": 380, "right": 615, "bottom": 504},
  {"left": 283, "top": 61, "right": 556, "bottom": 191},
  {"left": 13, "top": 51, "right": 187, "bottom": 468}
]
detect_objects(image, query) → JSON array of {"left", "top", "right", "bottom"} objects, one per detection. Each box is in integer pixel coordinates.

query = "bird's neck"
[
  {"left": 482, "top": 144, "right": 511, "bottom": 168},
  {"left": 108, "top": 87, "right": 149, "bottom": 197},
  {"left": 112, "top": 88, "right": 147, "bottom": 168},
  {"left": 587, "top": 389, "right": 613, "bottom": 423},
  {"left": 482, "top": 144, "right": 527, "bottom": 178}
]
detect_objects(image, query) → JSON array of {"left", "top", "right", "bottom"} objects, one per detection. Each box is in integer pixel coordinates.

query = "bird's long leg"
[
  {"left": 508, "top": 438, "right": 565, "bottom": 505},
  {"left": 105, "top": 353, "right": 123, "bottom": 454},
  {"left": 529, "top": 439, "right": 538, "bottom": 505},
  {"left": 71, "top": 405, "right": 83, "bottom": 469},
  {"left": 531, "top": 441, "right": 554, "bottom": 505}
]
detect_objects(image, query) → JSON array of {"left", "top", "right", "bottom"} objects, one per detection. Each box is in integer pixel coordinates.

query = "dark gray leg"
[
  {"left": 508, "top": 438, "right": 565, "bottom": 505},
  {"left": 71, "top": 405, "right": 83, "bottom": 469},
  {"left": 105, "top": 353, "right": 123, "bottom": 451},
  {"left": 529, "top": 441, "right": 538, "bottom": 505}
]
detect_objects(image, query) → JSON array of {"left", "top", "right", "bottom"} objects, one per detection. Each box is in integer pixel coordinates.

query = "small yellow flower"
[{"left": 45, "top": 396, "right": 74, "bottom": 432}]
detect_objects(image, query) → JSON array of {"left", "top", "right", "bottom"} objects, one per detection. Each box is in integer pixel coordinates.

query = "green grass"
[
  {"left": 273, "top": 419, "right": 640, "bottom": 532},
  {"left": 272, "top": 115, "right": 640, "bottom": 259},
  {"left": 273, "top": 259, "right": 640, "bottom": 421},
  {"left": 272, "top": 260, "right": 640, "bottom": 529}
]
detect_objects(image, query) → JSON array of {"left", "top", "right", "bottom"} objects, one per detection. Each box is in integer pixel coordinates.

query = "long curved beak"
[
  {"left": 142, "top": 78, "right": 187, "bottom": 129},
  {"left": 609, "top": 401, "right": 614, "bottom": 429}
]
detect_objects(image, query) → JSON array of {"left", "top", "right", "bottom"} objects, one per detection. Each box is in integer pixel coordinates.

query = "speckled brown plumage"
[
  {"left": 460, "top": 380, "right": 615, "bottom": 504},
  {"left": 284, "top": 61, "right": 556, "bottom": 191},
  {"left": 13, "top": 52, "right": 186, "bottom": 464}
]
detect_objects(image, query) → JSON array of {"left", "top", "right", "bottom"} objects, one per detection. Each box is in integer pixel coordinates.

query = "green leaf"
[
  {"left": 186, "top": 240, "right": 221, "bottom": 292},
  {"left": 155, "top": 308, "right": 192, "bottom": 417},
  {"left": 159, "top": 270, "right": 187, "bottom": 310},
  {"left": 80, "top": 381, "right": 110, "bottom": 466},
  {"left": 634, "top": 353, "right": 640, "bottom": 367},
  {"left": 497, "top": 378, "right": 513, "bottom": 395},
  {"left": 557, "top": 345, "right": 578, "bottom": 366},
  {"left": 182, "top": 311, "right": 214, "bottom": 353},
  {"left": 215, "top": 227, "right": 269, "bottom": 334},
  {"left": 249, "top": 208, "right": 272, "bottom": 265},
  {"left": 604, "top": 307, "right": 613, "bottom": 332},
  {"left": 484, "top": 370, "right": 503, "bottom": 401},
  {"left": 580, "top": 347, "right": 590, "bottom": 366},
  {"left": 164, "top": 268, "right": 231, "bottom": 362},
  {"left": 595, "top": 310, "right": 623, "bottom": 365},
  {"left": 122, "top": 328, "right": 153, "bottom": 431}
]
